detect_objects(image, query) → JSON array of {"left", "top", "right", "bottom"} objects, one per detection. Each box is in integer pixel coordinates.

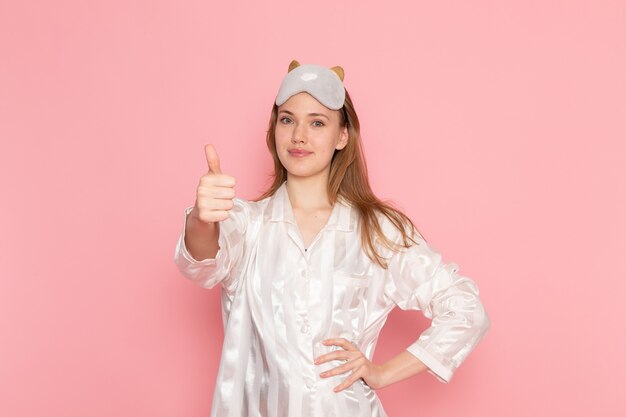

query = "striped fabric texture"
[{"left": 174, "top": 181, "right": 490, "bottom": 417}]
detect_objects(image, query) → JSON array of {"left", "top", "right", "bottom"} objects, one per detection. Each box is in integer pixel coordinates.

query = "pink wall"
[{"left": 1, "top": 1, "right": 625, "bottom": 416}]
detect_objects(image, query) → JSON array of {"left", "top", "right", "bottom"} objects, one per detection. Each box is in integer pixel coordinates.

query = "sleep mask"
[{"left": 275, "top": 60, "right": 346, "bottom": 110}]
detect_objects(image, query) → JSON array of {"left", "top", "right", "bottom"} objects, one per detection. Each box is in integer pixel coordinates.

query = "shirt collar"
[{"left": 267, "top": 181, "right": 355, "bottom": 232}]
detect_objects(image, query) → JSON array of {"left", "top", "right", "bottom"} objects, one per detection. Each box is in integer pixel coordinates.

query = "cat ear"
[
  {"left": 288, "top": 60, "right": 300, "bottom": 72},
  {"left": 331, "top": 66, "right": 344, "bottom": 81}
]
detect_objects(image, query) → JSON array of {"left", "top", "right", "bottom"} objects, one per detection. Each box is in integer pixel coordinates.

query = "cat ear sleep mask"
[{"left": 275, "top": 60, "right": 346, "bottom": 110}]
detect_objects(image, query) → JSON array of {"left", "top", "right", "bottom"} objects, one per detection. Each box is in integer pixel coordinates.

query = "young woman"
[{"left": 174, "top": 60, "right": 490, "bottom": 417}]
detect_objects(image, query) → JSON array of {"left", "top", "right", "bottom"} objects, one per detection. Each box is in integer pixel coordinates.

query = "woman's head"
[
  {"left": 263, "top": 60, "right": 363, "bottom": 198},
  {"left": 258, "top": 60, "right": 423, "bottom": 268}
]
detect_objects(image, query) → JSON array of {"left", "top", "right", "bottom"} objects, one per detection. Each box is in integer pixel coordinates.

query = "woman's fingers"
[
  {"left": 333, "top": 366, "right": 365, "bottom": 393},
  {"left": 314, "top": 338, "right": 374, "bottom": 392},
  {"left": 319, "top": 357, "right": 364, "bottom": 377},
  {"left": 198, "top": 173, "right": 236, "bottom": 189},
  {"left": 321, "top": 338, "right": 358, "bottom": 351},
  {"left": 314, "top": 349, "right": 353, "bottom": 365},
  {"left": 196, "top": 210, "right": 229, "bottom": 223},
  {"left": 196, "top": 197, "right": 234, "bottom": 211},
  {"left": 315, "top": 338, "right": 359, "bottom": 365}
]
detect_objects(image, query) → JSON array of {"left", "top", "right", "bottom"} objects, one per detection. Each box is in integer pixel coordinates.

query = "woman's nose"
[{"left": 291, "top": 123, "right": 307, "bottom": 143}]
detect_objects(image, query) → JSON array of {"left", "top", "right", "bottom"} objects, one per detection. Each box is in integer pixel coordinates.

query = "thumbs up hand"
[{"left": 194, "top": 144, "right": 236, "bottom": 223}]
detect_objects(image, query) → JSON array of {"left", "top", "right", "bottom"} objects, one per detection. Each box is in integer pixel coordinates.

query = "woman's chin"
[{"left": 285, "top": 167, "right": 328, "bottom": 181}]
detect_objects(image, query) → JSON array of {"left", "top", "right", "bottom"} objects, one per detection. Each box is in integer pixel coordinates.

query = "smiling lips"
[{"left": 288, "top": 149, "right": 312, "bottom": 157}]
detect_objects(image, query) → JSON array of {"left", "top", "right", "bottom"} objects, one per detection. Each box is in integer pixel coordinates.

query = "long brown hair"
[{"left": 256, "top": 89, "right": 425, "bottom": 269}]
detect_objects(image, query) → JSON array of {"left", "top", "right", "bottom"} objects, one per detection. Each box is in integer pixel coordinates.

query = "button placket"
[
  {"left": 301, "top": 314, "right": 311, "bottom": 334},
  {"left": 295, "top": 254, "right": 317, "bottom": 393},
  {"left": 299, "top": 276, "right": 317, "bottom": 391},
  {"left": 299, "top": 265, "right": 311, "bottom": 335},
  {"left": 305, "top": 378, "right": 315, "bottom": 389}
]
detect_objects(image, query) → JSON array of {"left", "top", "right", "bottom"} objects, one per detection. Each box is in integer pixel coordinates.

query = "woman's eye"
[
  {"left": 279, "top": 117, "right": 292, "bottom": 124},
  {"left": 312, "top": 121, "right": 325, "bottom": 127}
]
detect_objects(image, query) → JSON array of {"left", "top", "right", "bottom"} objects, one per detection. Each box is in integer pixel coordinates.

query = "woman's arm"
[
  {"left": 173, "top": 144, "right": 245, "bottom": 291},
  {"left": 384, "top": 240, "right": 491, "bottom": 384},
  {"left": 184, "top": 208, "right": 220, "bottom": 261},
  {"left": 317, "top": 238, "right": 490, "bottom": 390},
  {"left": 377, "top": 350, "right": 429, "bottom": 387},
  {"left": 315, "top": 339, "right": 429, "bottom": 391},
  {"left": 185, "top": 143, "right": 236, "bottom": 261}
]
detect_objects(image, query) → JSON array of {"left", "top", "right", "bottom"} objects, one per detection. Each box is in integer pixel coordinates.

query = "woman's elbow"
[{"left": 476, "top": 305, "right": 491, "bottom": 338}]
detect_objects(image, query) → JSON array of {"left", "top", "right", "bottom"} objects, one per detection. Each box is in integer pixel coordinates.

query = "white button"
[
  {"left": 301, "top": 325, "right": 310, "bottom": 334},
  {"left": 300, "top": 269, "right": 306, "bottom": 277},
  {"left": 305, "top": 379, "right": 314, "bottom": 389}
]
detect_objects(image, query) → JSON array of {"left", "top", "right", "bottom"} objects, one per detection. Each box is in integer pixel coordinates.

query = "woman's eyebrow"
[
  {"left": 309, "top": 113, "right": 329, "bottom": 120},
  {"left": 279, "top": 110, "right": 329, "bottom": 120}
]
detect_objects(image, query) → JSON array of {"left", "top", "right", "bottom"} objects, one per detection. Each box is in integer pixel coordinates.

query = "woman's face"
[{"left": 275, "top": 92, "right": 348, "bottom": 181}]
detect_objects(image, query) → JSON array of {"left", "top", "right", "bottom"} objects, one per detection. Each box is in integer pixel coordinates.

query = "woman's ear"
[{"left": 336, "top": 126, "right": 349, "bottom": 150}]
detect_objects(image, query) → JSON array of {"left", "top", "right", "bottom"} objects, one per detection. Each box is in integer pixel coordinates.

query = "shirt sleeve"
[
  {"left": 384, "top": 237, "right": 490, "bottom": 384},
  {"left": 173, "top": 198, "right": 249, "bottom": 294}
]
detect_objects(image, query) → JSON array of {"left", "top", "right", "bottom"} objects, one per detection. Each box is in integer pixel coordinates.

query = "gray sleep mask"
[{"left": 275, "top": 60, "right": 346, "bottom": 110}]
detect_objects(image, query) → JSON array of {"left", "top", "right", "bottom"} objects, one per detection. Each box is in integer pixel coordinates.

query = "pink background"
[{"left": 1, "top": 1, "right": 625, "bottom": 416}]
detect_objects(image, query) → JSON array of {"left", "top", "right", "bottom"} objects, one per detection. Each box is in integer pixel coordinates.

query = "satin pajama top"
[{"left": 174, "top": 181, "right": 490, "bottom": 417}]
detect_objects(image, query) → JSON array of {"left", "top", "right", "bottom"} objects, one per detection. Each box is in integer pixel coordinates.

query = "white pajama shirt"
[{"left": 174, "top": 181, "right": 490, "bottom": 417}]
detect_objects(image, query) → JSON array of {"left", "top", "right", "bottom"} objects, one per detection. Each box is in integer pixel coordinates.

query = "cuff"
[{"left": 406, "top": 343, "right": 454, "bottom": 384}]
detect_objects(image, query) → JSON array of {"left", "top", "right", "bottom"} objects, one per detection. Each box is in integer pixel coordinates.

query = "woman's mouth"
[{"left": 288, "top": 149, "right": 312, "bottom": 157}]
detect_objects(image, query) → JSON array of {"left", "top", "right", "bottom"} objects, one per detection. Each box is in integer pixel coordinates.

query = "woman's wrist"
[
  {"left": 184, "top": 207, "right": 220, "bottom": 260},
  {"left": 375, "top": 351, "right": 429, "bottom": 389}
]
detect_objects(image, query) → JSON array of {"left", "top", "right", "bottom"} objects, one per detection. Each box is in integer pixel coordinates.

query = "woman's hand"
[
  {"left": 184, "top": 144, "right": 236, "bottom": 261},
  {"left": 314, "top": 338, "right": 388, "bottom": 392},
  {"left": 193, "top": 144, "right": 237, "bottom": 224}
]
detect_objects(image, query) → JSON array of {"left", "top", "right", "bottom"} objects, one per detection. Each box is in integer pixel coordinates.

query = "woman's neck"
[{"left": 285, "top": 172, "right": 332, "bottom": 210}]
